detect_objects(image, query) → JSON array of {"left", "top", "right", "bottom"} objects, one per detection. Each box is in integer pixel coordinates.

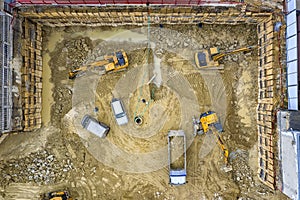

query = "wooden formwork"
[
  {"left": 17, "top": 7, "right": 272, "bottom": 27},
  {"left": 21, "top": 19, "right": 43, "bottom": 132},
  {"left": 256, "top": 14, "right": 282, "bottom": 190}
]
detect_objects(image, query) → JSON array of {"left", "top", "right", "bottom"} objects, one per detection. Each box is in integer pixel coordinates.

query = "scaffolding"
[{"left": 0, "top": 10, "right": 13, "bottom": 134}]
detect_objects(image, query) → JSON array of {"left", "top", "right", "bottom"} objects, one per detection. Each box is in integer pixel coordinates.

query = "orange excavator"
[
  {"left": 193, "top": 111, "right": 230, "bottom": 167},
  {"left": 69, "top": 50, "right": 129, "bottom": 79},
  {"left": 43, "top": 190, "right": 72, "bottom": 200},
  {"left": 195, "top": 45, "right": 256, "bottom": 69}
]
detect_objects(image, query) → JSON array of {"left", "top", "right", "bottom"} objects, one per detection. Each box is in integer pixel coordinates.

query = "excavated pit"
[{"left": 0, "top": 4, "right": 288, "bottom": 200}]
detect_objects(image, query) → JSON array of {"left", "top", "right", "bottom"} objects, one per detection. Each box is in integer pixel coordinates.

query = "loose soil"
[{"left": 0, "top": 24, "right": 289, "bottom": 200}]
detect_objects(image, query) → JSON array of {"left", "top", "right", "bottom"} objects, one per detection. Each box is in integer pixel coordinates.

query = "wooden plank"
[
  {"left": 265, "top": 43, "right": 274, "bottom": 52},
  {"left": 257, "top": 121, "right": 273, "bottom": 129},
  {"left": 267, "top": 175, "right": 275, "bottom": 184},
  {"left": 64, "top": 11, "right": 73, "bottom": 17}
]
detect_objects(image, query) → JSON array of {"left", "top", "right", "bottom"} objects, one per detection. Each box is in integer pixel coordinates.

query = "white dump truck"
[{"left": 168, "top": 130, "right": 187, "bottom": 185}]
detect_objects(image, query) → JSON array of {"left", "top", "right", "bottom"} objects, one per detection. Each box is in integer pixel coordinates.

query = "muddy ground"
[{"left": 0, "top": 24, "right": 288, "bottom": 199}]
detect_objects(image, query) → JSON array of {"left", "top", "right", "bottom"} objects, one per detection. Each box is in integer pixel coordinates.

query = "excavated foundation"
[{"left": 14, "top": 4, "right": 285, "bottom": 190}]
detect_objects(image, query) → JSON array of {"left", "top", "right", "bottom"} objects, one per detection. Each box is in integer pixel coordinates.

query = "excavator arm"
[
  {"left": 209, "top": 126, "right": 229, "bottom": 165},
  {"left": 197, "top": 111, "right": 232, "bottom": 171},
  {"left": 212, "top": 45, "right": 257, "bottom": 62}
]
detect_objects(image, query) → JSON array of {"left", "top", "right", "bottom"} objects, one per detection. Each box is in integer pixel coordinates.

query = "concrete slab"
[
  {"left": 287, "top": 60, "right": 298, "bottom": 74},
  {"left": 287, "top": 47, "right": 298, "bottom": 62},
  {"left": 281, "top": 131, "right": 298, "bottom": 200},
  {"left": 288, "top": 72, "right": 298, "bottom": 86},
  {"left": 287, "top": 11, "right": 297, "bottom": 26},
  {"left": 287, "top": 0, "right": 296, "bottom": 13},
  {"left": 288, "top": 86, "right": 298, "bottom": 98},
  {"left": 288, "top": 98, "right": 299, "bottom": 110},
  {"left": 287, "top": 35, "right": 297, "bottom": 50},
  {"left": 278, "top": 110, "right": 300, "bottom": 200},
  {"left": 287, "top": 23, "right": 297, "bottom": 38}
]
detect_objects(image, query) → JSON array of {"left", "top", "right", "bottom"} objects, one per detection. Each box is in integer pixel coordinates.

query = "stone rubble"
[
  {"left": 0, "top": 150, "right": 73, "bottom": 186},
  {"left": 231, "top": 150, "right": 273, "bottom": 199}
]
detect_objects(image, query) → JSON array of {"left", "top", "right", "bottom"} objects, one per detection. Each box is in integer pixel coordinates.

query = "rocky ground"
[
  {"left": 0, "top": 150, "right": 73, "bottom": 186},
  {"left": 0, "top": 24, "right": 289, "bottom": 200}
]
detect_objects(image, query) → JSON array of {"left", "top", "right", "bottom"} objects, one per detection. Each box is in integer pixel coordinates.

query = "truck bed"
[
  {"left": 169, "top": 135, "right": 185, "bottom": 170},
  {"left": 168, "top": 130, "right": 187, "bottom": 185}
]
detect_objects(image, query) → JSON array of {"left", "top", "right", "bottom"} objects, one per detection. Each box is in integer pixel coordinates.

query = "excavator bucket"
[{"left": 221, "top": 164, "right": 233, "bottom": 173}]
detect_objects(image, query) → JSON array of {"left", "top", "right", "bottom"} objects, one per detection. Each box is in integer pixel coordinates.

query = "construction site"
[{"left": 0, "top": 0, "right": 298, "bottom": 199}]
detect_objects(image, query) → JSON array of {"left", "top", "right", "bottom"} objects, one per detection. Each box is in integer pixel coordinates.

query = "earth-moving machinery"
[
  {"left": 42, "top": 191, "right": 73, "bottom": 200},
  {"left": 194, "top": 45, "right": 256, "bottom": 69},
  {"left": 168, "top": 130, "right": 187, "bottom": 185},
  {"left": 68, "top": 50, "right": 128, "bottom": 79},
  {"left": 193, "top": 111, "right": 231, "bottom": 168}
]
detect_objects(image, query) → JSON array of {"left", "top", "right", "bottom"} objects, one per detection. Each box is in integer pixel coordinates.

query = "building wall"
[
  {"left": 286, "top": 0, "right": 299, "bottom": 110},
  {"left": 277, "top": 110, "right": 300, "bottom": 200}
]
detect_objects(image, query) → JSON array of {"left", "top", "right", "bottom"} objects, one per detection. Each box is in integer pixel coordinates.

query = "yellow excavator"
[
  {"left": 195, "top": 45, "right": 256, "bottom": 69},
  {"left": 68, "top": 50, "right": 129, "bottom": 79},
  {"left": 43, "top": 190, "right": 73, "bottom": 200},
  {"left": 193, "top": 111, "right": 230, "bottom": 167}
]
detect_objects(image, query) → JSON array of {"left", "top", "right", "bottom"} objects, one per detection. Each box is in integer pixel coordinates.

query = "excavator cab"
[
  {"left": 116, "top": 51, "right": 126, "bottom": 66},
  {"left": 195, "top": 48, "right": 220, "bottom": 69},
  {"left": 209, "top": 47, "right": 220, "bottom": 57},
  {"left": 199, "top": 111, "right": 222, "bottom": 133}
]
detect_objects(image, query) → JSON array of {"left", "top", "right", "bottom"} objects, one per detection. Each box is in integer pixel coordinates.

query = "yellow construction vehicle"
[
  {"left": 68, "top": 50, "right": 129, "bottom": 79},
  {"left": 43, "top": 190, "right": 73, "bottom": 200},
  {"left": 193, "top": 111, "right": 230, "bottom": 166},
  {"left": 194, "top": 45, "right": 256, "bottom": 69}
]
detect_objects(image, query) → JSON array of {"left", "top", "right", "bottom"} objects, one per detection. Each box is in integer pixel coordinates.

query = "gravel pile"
[
  {"left": 231, "top": 151, "right": 255, "bottom": 189},
  {"left": 65, "top": 37, "right": 92, "bottom": 70},
  {"left": 0, "top": 150, "right": 73, "bottom": 186},
  {"left": 231, "top": 150, "right": 273, "bottom": 199}
]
